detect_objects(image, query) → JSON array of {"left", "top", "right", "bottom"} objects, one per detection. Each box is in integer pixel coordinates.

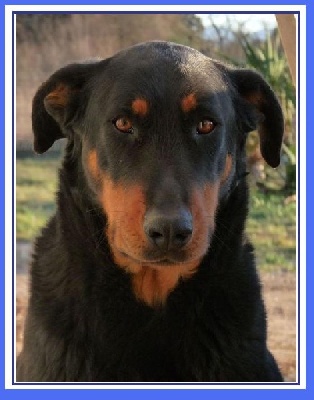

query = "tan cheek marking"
[
  {"left": 181, "top": 93, "right": 197, "bottom": 113},
  {"left": 100, "top": 175, "right": 147, "bottom": 262},
  {"left": 187, "top": 182, "right": 220, "bottom": 260},
  {"left": 45, "top": 84, "right": 71, "bottom": 108},
  {"left": 191, "top": 183, "right": 220, "bottom": 233},
  {"left": 204, "top": 183, "right": 220, "bottom": 220},
  {"left": 221, "top": 154, "right": 233, "bottom": 184},
  {"left": 87, "top": 149, "right": 101, "bottom": 181},
  {"left": 132, "top": 98, "right": 149, "bottom": 116}
]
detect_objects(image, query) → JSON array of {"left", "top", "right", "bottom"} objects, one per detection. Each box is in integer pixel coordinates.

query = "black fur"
[{"left": 17, "top": 41, "right": 284, "bottom": 383}]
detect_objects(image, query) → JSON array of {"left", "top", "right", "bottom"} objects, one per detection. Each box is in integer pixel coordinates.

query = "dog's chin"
[
  {"left": 138, "top": 258, "right": 183, "bottom": 268},
  {"left": 115, "top": 248, "right": 205, "bottom": 270}
]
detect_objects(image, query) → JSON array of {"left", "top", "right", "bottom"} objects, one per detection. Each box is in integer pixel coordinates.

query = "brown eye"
[
  {"left": 113, "top": 117, "right": 133, "bottom": 133},
  {"left": 197, "top": 119, "right": 216, "bottom": 135}
]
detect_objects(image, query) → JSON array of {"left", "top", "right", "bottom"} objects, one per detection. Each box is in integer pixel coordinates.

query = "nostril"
[
  {"left": 176, "top": 230, "right": 192, "bottom": 241},
  {"left": 150, "top": 231, "right": 163, "bottom": 240},
  {"left": 173, "top": 228, "right": 193, "bottom": 247},
  {"left": 147, "top": 226, "right": 169, "bottom": 249}
]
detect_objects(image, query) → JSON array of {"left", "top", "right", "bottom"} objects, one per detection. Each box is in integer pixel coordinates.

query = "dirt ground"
[
  {"left": 16, "top": 269, "right": 296, "bottom": 382},
  {"left": 261, "top": 271, "right": 296, "bottom": 382}
]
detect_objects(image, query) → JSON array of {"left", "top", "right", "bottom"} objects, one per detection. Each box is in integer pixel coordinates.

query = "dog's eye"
[
  {"left": 196, "top": 119, "right": 216, "bottom": 135},
  {"left": 113, "top": 117, "right": 134, "bottom": 134}
]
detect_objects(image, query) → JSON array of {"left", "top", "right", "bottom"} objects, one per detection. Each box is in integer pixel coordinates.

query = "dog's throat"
[
  {"left": 111, "top": 249, "right": 199, "bottom": 307},
  {"left": 132, "top": 267, "right": 184, "bottom": 307}
]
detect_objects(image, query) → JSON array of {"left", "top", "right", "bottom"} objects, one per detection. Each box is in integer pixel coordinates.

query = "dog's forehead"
[
  {"left": 103, "top": 41, "right": 228, "bottom": 96},
  {"left": 110, "top": 42, "right": 223, "bottom": 85},
  {"left": 113, "top": 41, "right": 206, "bottom": 65}
]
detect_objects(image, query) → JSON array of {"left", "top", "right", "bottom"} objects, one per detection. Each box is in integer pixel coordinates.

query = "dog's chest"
[{"left": 79, "top": 296, "right": 232, "bottom": 381}]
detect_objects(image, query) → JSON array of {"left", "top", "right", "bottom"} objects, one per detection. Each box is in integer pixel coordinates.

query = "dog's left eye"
[
  {"left": 196, "top": 119, "right": 216, "bottom": 135},
  {"left": 113, "top": 117, "right": 134, "bottom": 134}
]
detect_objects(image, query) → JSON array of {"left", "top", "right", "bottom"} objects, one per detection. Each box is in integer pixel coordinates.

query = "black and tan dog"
[{"left": 17, "top": 41, "right": 284, "bottom": 382}]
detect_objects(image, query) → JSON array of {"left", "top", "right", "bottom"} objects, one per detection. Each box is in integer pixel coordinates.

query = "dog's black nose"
[{"left": 144, "top": 210, "right": 193, "bottom": 250}]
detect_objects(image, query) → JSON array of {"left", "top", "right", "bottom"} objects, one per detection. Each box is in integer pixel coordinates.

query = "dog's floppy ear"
[
  {"left": 32, "top": 62, "right": 100, "bottom": 154},
  {"left": 229, "top": 68, "right": 284, "bottom": 168}
]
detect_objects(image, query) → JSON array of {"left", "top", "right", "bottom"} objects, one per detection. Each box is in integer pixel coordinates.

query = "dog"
[{"left": 17, "top": 41, "right": 284, "bottom": 382}]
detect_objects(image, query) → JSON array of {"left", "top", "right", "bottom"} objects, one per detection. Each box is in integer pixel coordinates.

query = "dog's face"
[
  {"left": 82, "top": 44, "right": 236, "bottom": 271},
  {"left": 33, "top": 41, "right": 284, "bottom": 305}
]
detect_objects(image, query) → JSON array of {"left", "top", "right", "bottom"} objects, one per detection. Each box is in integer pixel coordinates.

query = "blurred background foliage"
[
  {"left": 16, "top": 13, "right": 296, "bottom": 272},
  {"left": 219, "top": 29, "right": 296, "bottom": 194}
]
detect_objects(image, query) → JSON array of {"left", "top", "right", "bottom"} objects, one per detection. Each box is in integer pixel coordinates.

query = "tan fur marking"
[
  {"left": 100, "top": 175, "right": 147, "bottom": 265},
  {"left": 245, "top": 92, "right": 264, "bottom": 107},
  {"left": 112, "top": 244, "right": 200, "bottom": 307},
  {"left": 45, "top": 84, "right": 71, "bottom": 108},
  {"left": 131, "top": 263, "right": 198, "bottom": 307},
  {"left": 221, "top": 154, "right": 233, "bottom": 184},
  {"left": 87, "top": 149, "right": 101, "bottom": 181},
  {"left": 132, "top": 98, "right": 149, "bottom": 116},
  {"left": 190, "top": 183, "right": 220, "bottom": 257},
  {"left": 181, "top": 93, "right": 197, "bottom": 113}
]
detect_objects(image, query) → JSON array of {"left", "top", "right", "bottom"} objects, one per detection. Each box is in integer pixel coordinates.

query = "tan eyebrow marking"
[
  {"left": 132, "top": 98, "right": 149, "bottom": 116},
  {"left": 181, "top": 93, "right": 197, "bottom": 113}
]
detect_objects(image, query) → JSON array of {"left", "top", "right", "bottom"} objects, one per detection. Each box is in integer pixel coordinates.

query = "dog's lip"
[
  {"left": 120, "top": 251, "right": 176, "bottom": 265},
  {"left": 116, "top": 249, "right": 188, "bottom": 266},
  {"left": 144, "top": 258, "right": 175, "bottom": 266}
]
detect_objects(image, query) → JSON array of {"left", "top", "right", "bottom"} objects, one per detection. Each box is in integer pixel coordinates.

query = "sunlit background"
[{"left": 198, "top": 13, "right": 276, "bottom": 33}]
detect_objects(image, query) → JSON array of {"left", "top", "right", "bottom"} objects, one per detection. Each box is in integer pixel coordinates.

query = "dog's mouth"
[
  {"left": 148, "top": 258, "right": 176, "bottom": 266},
  {"left": 119, "top": 250, "right": 180, "bottom": 266},
  {"left": 114, "top": 247, "right": 203, "bottom": 269}
]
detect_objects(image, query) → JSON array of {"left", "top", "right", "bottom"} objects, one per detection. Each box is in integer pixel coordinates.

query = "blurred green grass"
[
  {"left": 16, "top": 158, "right": 60, "bottom": 241},
  {"left": 247, "top": 189, "right": 296, "bottom": 272},
  {"left": 16, "top": 157, "right": 296, "bottom": 272}
]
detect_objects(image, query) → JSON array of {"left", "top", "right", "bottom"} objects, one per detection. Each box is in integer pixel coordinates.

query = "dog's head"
[{"left": 33, "top": 41, "right": 284, "bottom": 305}]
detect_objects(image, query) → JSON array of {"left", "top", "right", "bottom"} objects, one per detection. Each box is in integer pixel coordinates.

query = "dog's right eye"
[
  {"left": 196, "top": 119, "right": 216, "bottom": 135},
  {"left": 112, "top": 117, "right": 134, "bottom": 134}
]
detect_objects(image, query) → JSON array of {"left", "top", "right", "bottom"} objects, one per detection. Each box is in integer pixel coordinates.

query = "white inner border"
[{"left": 5, "top": 4, "right": 306, "bottom": 390}]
